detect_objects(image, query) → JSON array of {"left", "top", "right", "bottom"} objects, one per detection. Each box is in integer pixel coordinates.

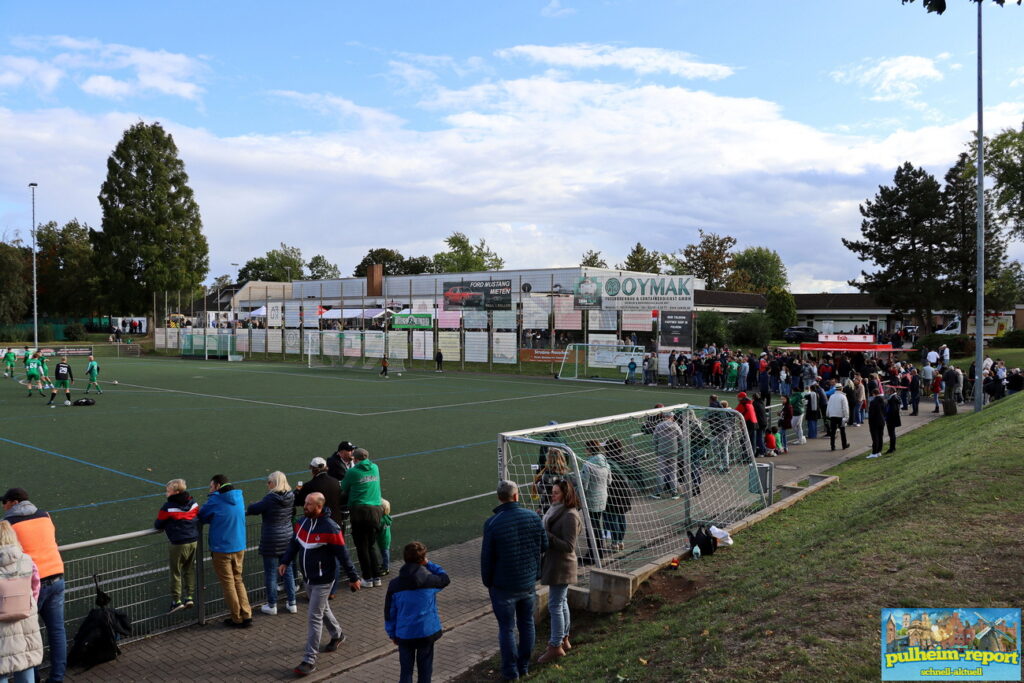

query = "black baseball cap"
[
  {"left": 337, "top": 441, "right": 356, "bottom": 452},
  {"left": 2, "top": 487, "right": 29, "bottom": 504}
]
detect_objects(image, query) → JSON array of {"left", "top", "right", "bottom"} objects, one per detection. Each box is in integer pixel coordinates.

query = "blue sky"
[{"left": 2, "top": 0, "right": 1023, "bottom": 291}]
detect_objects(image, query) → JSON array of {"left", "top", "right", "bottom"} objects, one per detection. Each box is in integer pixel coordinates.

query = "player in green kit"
[
  {"left": 24, "top": 352, "right": 46, "bottom": 397},
  {"left": 2, "top": 348, "right": 15, "bottom": 378},
  {"left": 40, "top": 354, "right": 54, "bottom": 390},
  {"left": 84, "top": 355, "right": 102, "bottom": 394},
  {"left": 47, "top": 356, "right": 74, "bottom": 407}
]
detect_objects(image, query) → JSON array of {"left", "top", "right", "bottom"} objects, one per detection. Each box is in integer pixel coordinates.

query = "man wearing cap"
[
  {"left": 296, "top": 457, "right": 345, "bottom": 596},
  {"left": 4, "top": 487, "right": 67, "bottom": 682},
  {"left": 326, "top": 442, "right": 356, "bottom": 485}
]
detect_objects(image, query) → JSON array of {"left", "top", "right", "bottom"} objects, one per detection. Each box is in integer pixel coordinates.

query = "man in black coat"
[
  {"left": 908, "top": 369, "right": 921, "bottom": 416},
  {"left": 884, "top": 387, "right": 902, "bottom": 454},
  {"left": 295, "top": 457, "right": 345, "bottom": 597},
  {"left": 866, "top": 387, "right": 886, "bottom": 459}
]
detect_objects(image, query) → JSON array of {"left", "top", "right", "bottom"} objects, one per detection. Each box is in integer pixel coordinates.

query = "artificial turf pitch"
[{"left": 0, "top": 356, "right": 720, "bottom": 549}]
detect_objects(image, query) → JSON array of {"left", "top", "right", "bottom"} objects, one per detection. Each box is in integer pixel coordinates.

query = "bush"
[
  {"left": 918, "top": 333, "right": 973, "bottom": 357},
  {"left": 63, "top": 322, "right": 88, "bottom": 341},
  {"left": 696, "top": 311, "right": 728, "bottom": 348},
  {"left": 36, "top": 324, "right": 55, "bottom": 343},
  {"left": 990, "top": 329, "right": 1024, "bottom": 348},
  {"left": 729, "top": 312, "right": 772, "bottom": 348}
]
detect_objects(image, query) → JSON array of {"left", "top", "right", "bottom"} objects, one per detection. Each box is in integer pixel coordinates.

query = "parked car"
[
  {"left": 783, "top": 326, "right": 819, "bottom": 343},
  {"left": 443, "top": 286, "right": 484, "bottom": 307}
]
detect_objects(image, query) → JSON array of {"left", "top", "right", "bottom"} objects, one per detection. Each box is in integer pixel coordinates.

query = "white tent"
[{"left": 249, "top": 306, "right": 267, "bottom": 317}]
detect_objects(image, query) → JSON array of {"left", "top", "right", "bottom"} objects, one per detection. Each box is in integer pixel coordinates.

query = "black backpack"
[
  {"left": 73, "top": 398, "right": 95, "bottom": 406},
  {"left": 67, "top": 576, "right": 132, "bottom": 669}
]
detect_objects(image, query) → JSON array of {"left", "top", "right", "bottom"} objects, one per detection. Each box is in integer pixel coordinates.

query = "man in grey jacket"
[{"left": 652, "top": 412, "right": 683, "bottom": 499}]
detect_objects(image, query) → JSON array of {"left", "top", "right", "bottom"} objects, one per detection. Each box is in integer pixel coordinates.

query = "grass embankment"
[{"left": 483, "top": 392, "right": 1024, "bottom": 682}]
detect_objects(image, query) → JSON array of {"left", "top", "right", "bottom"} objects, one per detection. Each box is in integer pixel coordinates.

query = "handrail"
[{"left": 58, "top": 528, "right": 160, "bottom": 552}]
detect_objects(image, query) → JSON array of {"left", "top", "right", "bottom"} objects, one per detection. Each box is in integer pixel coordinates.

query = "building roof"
[
  {"left": 792, "top": 293, "right": 880, "bottom": 310},
  {"left": 694, "top": 290, "right": 766, "bottom": 309}
]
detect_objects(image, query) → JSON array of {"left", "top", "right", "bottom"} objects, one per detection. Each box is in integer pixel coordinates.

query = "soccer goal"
[
  {"left": 556, "top": 343, "right": 644, "bottom": 383},
  {"left": 180, "top": 333, "right": 239, "bottom": 360},
  {"left": 498, "top": 404, "right": 767, "bottom": 584}
]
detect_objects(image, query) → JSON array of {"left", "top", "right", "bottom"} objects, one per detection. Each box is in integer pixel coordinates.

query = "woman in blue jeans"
[
  {"left": 246, "top": 471, "right": 297, "bottom": 615},
  {"left": 537, "top": 479, "right": 583, "bottom": 665}
]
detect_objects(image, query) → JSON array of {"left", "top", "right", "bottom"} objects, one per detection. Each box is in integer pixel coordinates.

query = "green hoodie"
[
  {"left": 340, "top": 459, "right": 382, "bottom": 506},
  {"left": 790, "top": 390, "right": 805, "bottom": 415}
]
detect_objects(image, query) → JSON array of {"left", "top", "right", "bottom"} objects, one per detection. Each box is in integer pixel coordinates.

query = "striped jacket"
[
  {"left": 155, "top": 493, "right": 200, "bottom": 545},
  {"left": 280, "top": 510, "right": 358, "bottom": 585}
]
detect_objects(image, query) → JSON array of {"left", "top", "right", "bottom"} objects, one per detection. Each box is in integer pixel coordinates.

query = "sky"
[{"left": 1, "top": 0, "right": 1023, "bottom": 293}]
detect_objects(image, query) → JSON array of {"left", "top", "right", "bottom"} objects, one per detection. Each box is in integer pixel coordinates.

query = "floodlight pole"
[
  {"left": 974, "top": 1, "right": 985, "bottom": 413},
  {"left": 28, "top": 182, "right": 38, "bottom": 349}
]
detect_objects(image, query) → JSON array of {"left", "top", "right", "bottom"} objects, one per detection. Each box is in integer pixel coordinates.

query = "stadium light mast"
[
  {"left": 28, "top": 182, "right": 38, "bottom": 349},
  {"left": 973, "top": 0, "right": 985, "bottom": 413}
]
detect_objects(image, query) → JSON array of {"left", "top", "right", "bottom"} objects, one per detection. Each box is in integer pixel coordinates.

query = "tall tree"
[
  {"left": 0, "top": 240, "right": 29, "bottom": 324},
  {"left": 237, "top": 243, "right": 305, "bottom": 282},
  {"left": 353, "top": 248, "right": 408, "bottom": 277},
  {"left": 985, "top": 260, "right": 1024, "bottom": 311},
  {"left": 403, "top": 255, "right": 435, "bottom": 274},
  {"left": 942, "top": 153, "right": 1005, "bottom": 322},
  {"left": 433, "top": 232, "right": 504, "bottom": 272},
  {"left": 729, "top": 247, "right": 788, "bottom": 294},
  {"left": 35, "top": 219, "right": 98, "bottom": 317},
  {"left": 985, "top": 121, "right": 1024, "bottom": 239},
  {"left": 307, "top": 254, "right": 341, "bottom": 279},
  {"left": 842, "top": 162, "right": 950, "bottom": 332},
  {"left": 764, "top": 288, "right": 797, "bottom": 334},
  {"left": 94, "top": 121, "right": 208, "bottom": 314},
  {"left": 580, "top": 249, "right": 608, "bottom": 268},
  {"left": 616, "top": 242, "right": 661, "bottom": 273},
  {"left": 663, "top": 230, "right": 735, "bottom": 290}
]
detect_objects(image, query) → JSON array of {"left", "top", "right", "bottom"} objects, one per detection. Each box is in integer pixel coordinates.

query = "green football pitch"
[{"left": 1, "top": 357, "right": 721, "bottom": 549}]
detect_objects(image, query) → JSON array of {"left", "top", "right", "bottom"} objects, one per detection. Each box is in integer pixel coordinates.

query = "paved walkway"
[{"left": 65, "top": 403, "right": 953, "bottom": 682}]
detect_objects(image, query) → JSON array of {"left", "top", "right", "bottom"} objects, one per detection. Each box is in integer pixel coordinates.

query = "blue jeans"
[
  {"left": 547, "top": 584, "right": 570, "bottom": 647},
  {"left": 778, "top": 429, "right": 788, "bottom": 451},
  {"left": 604, "top": 511, "right": 626, "bottom": 542},
  {"left": 262, "top": 555, "right": 296, "bottom": 605},
  {"left": 0, "top": 668, "right": 35, "bottom": 683},
  {"left": 807, "top": 418, "right": 818, "bottom": 439},
  {"left": 398, "top": 642, "right": 434, "bottom": 683},
  {"left": 38, "top": 577, "right": 66, "bottom": 682},
  {"left": 489, "top": 587, "right": 536, "bottom": 679}
]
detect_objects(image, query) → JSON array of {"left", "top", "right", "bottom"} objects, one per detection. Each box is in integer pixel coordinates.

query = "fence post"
[{"left": 196, "top": 529, "right": 206, "bottom": 626}]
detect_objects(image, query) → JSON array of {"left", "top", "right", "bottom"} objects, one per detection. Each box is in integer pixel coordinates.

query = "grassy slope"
[{"left": 523, "top": 392, "right": 1024, "bottom": 682}]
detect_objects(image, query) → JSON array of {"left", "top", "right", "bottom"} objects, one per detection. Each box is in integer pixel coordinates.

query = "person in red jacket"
[{"left": 735, "top": 392, "right": 759, "bottom": 457}]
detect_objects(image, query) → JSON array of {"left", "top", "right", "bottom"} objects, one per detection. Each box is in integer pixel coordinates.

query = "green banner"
[{"left": 392, "top": 313, "right": 433, "bottom": 330}]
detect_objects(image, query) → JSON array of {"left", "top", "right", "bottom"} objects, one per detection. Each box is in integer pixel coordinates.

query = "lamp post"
[
  {"left": 28, "top": 182, "right": 38, "bottom": 349},
  {"left": 973, "top": 1, "right": 985, "bottom": 413}
]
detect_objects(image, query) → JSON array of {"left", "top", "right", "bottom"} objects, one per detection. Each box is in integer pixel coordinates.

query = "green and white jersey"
[
  {"left": 86, "top": 360, "right": 100, "bottom": 378},
  {"left": 25, "top": 358, "right": 42, "bottom": 375},
  {"left": 41, "top": 358, "right": 50, "bottom": 375}
]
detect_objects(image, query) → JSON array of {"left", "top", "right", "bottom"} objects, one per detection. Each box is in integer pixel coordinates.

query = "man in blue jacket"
[
  {"left": 385, "top": 541, "right": 450, "bottom": 683},
  {"left": 197, "top": 474, "right": 252, "bottom": 628},
  {"left": 481, "top": 480, "right": 547, "bottom": 680},
  {"left": 280, "top": 492, "right": 361, "bottom": 677}
]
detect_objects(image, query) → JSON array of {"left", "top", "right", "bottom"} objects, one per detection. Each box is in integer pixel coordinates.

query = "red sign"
[{"left": 519, "top": 349, "right": 577, "bottom": 363}]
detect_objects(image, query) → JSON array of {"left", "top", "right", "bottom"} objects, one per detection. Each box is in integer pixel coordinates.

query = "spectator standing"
[
  {"left": 603, "top": 460, "right": 632, "bottom": 551},
  {"left": 280, "top": 493, "right": 361, "bottom": 677},
  {"left": 326, "top": 442, "right": 356, "bottom": 486},
  {"left": 377, "top": 499, "right": 393, "bottom": 575},
  {"left": 579, "top": 442, "right": 610, "bottom": 561},
  {"left": 866, "top": 388, "right": 886, "bottom": 459},
  {"left": 154, "top": 479, "right": 199, "bottom": 613},
  {"left": 434, "top": 349, "right": 443, "bottom": 372},
  {"left": 777, "top": 395, "right": 793, "bottom": 454},
  {"left": 735, "top": 392, "right": 759, "bottom": 455},
  {"left": 0, "top": 520, "right": 43, "bottom": 683},
  {"left": 340, "top": 448, "right": 385, "bottom": 587},
  {"left": 885, "top": 387, "right": 902, "bottom": 454},
  {"left": 246, "top": 471, "right": 297, "bottom": 616},
  {"left": 537, "top": 480, "right": 583, "bottom": 666},
  {"left": 198, "top": 475, "right": 252, "bottom": 628},
  {"left": 3, "top": 488, "right": 66, "bottom": 683},
  {"left": 296, "top": 457, "right": 345, "bottom": 597},
  {"left": 826, "top": 386, "right": 851, "bottom": 451},
  {"left": 652, "top": 413, "right": 683, "bottom": 498},
  {"left": 790, "top": 388, "right": 806, "bottom": 444},
  {"left": 480, "top": 481, "right": 547, "bottom": 681},
  {"left": 908, "top": 369, "right": 921, "bottom": 416},
  {"left": 384, "top": 542, "right": 450, "bottom": 683}
]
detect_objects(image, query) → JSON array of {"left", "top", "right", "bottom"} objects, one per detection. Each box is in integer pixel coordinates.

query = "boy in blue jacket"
[
  {"left": 385, "top": 541, "right": 450, "bottom": 683},
  {"left": 154, "top": 478, "right": 200, "bottom": 613}
]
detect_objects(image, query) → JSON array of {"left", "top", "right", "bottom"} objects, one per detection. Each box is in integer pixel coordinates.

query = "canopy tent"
[
  {"left": 248, "top": 306, "right": 267, "bottom": 317},
  {"left": 393, "top": 308, "right": 434, "bottom": 317}
]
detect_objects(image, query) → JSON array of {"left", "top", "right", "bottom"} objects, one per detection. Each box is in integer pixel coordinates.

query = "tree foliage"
[
  {"left": 986, "top": 260, "right": 1024, "bottom": 311},
  {"left": 580, "top": 250, "right": 608, "bottom": 268},
  {"left": 764, "top": 288, "right": 797, "bottom": 334},
  {"left": 210, "top": 274, "right": 234, "bottom": 291},
  {"left": 36, "top": 219, "right": 98, "bottom": 317},
  {"left": 986, "top": 121, "right": 1024, "bottom": 239},
  {"left": 664, "top": 230, "right": 736, "bottom": 290},
  {"left": 353, "top": 248, "right": 410, "bottom": 277},
  {"left": 617, "top": 242, "right": 662, "bottom": 273},
  {"left": 238, "top": 243, "right": 305, "bottom": 282},
  {"left": 729, "top": 312, "right": 772, "bottom": 348},
  {"left": 94, "top": 121, "right": 209, "bottom": 313},
  {"left": 901, "top": 0, "right": 1021, "bottom": 15},
  {"left": 729, "top": 246, "right": 789, "bottom": 294},
  {"left": 433, "top": 232, "right": 504, "bottom": 273},
  {"left": 0, "top": 240, "right": 29, "bottom": 325},
  {"left": 307, "top": 254, "right": 341, "bottom": 280},
  {"left": 843, "top": 162, "right": 950, "bottom": 332},
  {"left": 695, "top": 311, "right": 728, "bottom": 347}
]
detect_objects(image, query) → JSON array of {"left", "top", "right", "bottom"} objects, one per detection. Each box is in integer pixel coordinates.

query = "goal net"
[
  {"left": 498, "top": 404, "right": 767, "bottom": 585},
  {"left": 180, "top": 333, "right": 238, "bottom": 360},
  {"left": 306, "top": 331, "right": 406, "bottom": 372},
  {"left": 556, "top": 343, "right": 645, "bottom": 383}
]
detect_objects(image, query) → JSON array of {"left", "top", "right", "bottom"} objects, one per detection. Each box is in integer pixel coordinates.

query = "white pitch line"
[
  {"left": 392, "top": 491, "right": 494, "bottom": 518},
  {"left": 358, "top": 387, "right": 605, "bottom": 416}
]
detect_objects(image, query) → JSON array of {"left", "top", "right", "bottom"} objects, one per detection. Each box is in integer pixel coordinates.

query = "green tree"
[
  {"left": 985, "top": 121, "right": 1024, "bottom": 239},
  {"left": 616, "top": 242, "right": 661, "bottom": 273},
  {"left": 0, "top": 240, "right": 29, "bottom": 324},
  {"left": 353, "top": 248, "right": 408, "bottom": 277},
  {"left": 986, "top": 260, "right": 1024, "bottom": 311},
  {"left": 842, "top": 162, "right": 950, "bottom": 333},
  {"left": 902, "top": 0, "right": 1021, "bottom": 15},
  {"left": 35, "top": 219, "right": 98, "bottom": 317},
  {"left": 402, "top": 255, "right": 435, "bottom": 275},
  {"left": 942, "top": 153, "right": 1005, "bottom": 323},
  {"left": 433, "top": 232, "right": 505, "bottom": 272},
  {"left": 307, "top": 254, "right": 341, "bottom": 280},
  {"left": 729, "top": 312, "right": 772, "bottom": 348},
  {"left": 210, "top": 274, "right": 234, "bottom": 291},
  {"left": 695, "top": 311, "right": 728, "bottom": 347},
  {"left": 580, "top": 249, "right": 608, "bottom": 268},
  {"left": 238, "top": 243, "right": 305, "bottom": 282},
  {"left": 729, "top": 246, "right": 788, "bottom": 294},
  {"left": 764, "top": 288, "right": 797, "bottom": 335},
  {"left": 663, "top": 230, "right": 736, "bottom": 290},
  {"left": 94, "top": 121, "right": 209, "bottom": 314}
]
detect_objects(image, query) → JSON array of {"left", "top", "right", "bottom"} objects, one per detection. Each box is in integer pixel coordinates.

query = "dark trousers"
[
  {"left": 350, "top": 505, "right": 383, "bottom": 579},
  {"left": 910, "top": 395, "right": 920, "bottom": 415},
  {"left": 398, "top": 641, "right": 435, "bottom": 683},
  {"left": 886, "top": 422, "right": 898, "bottom": 452},
  {"left": 869, "top": 422, "right": 885, "bottom": 454},
  {"left": 489, "top": 587, "right": 536, "bottom": 680},
  {"left": 828, "top": 417, "right": 848, "bottom": 449}
]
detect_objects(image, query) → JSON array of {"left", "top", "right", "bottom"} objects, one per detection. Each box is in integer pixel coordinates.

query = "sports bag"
[{"left": 74, "top": 398, "right": 96, "bottom": 406}]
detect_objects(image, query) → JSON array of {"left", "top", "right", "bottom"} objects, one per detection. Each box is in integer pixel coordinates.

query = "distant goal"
[{"left": 556, "top": 343, "right": 644, "bottom": 383}]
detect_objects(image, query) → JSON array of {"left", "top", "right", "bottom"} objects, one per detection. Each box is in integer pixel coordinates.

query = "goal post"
[
  {"left": 556, "top": 343, "right": 644, "bottom": 383},
  {"left": 498, "top": 404, "right": 767, "bottom": 584}
]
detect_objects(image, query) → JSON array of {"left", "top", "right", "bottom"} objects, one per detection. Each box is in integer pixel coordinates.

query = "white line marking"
[
  {"left": 113, "top": 382, "right": 363, "bottom": 416},
  {"left": 393, "top": 491, "right": 493, "bottom": 518},
  {"left": 358, "top": 387, "right": 605, "bottom": 416}
]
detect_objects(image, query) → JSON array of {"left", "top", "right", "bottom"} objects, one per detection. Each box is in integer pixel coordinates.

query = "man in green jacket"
[
  {"left": 340, "top": 448, "right": 384, "bottom": 587},
  {"left": 790, "top": 389, "right": 806, "bottom": 444}
]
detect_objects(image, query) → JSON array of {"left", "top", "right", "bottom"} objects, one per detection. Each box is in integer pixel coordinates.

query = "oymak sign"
[{"left": 574, "top": 275, "right": 694, "bottom": 311}]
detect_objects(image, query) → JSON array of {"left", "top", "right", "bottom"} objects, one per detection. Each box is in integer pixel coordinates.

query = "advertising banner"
[
  {"left": 574, "top": 275, "right": 694, "bottom": 311},
  {"left": 442, "top": 279, "right": 512, "bottom": 311},
  {"left": 392, "top": 313, "right": 433, "bottom": 330},
  {"left": 659, "top": 311, "right": 694, "bottom": 349},
  {"left": 492, "top": 332, "right": 517, "bottom": 364},
  {"left": 267, "top": 302, "right": 283, "bottom": 328}
]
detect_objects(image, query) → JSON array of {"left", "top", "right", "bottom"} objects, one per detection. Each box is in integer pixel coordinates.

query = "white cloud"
[
  {"left": 0, "top": 56, "right": 63, "bottom": 94},
  {"left": 268, "top": 90, "right": 405, "bottom": 129},
  {"left": 497, "top": 44, "right": 734, "bottom": 80},
  {"left": 80, "top": 74, "right": 132, "bottom": 98},
  {"left": 831, "top": 55, "right": 943, "bottom": 109},
  {"left": 1011, "top": 66, "right": 1024, "bottom": 88},
  {"left": 541, "top": 0, "right": 576, "bottom": 18}
]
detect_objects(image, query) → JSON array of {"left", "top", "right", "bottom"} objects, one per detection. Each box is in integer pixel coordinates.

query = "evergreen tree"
[
  {"left": 617, "top": 242, "right": 661, "bottom": 273},
  {"left": 764, "top": 288, "right": 797, "bottom": 335},
  {"left": 94, "top": 122, "right": 208, "bottom": 314},
  {"left": 580, "top": 249, "right": 607, "bottom": 268},
  {"left": 842, "top": 162, "right": 950, "bottom": 332}
]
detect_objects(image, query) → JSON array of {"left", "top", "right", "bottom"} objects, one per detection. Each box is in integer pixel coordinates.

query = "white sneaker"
[
  {"left": 372, "top": 577, "right": 382, "bottom": 587},
  {"left": 866, "top": 453, "right": 881, "bottom": 459},
  {"left": 260, "top": 604, "right": 278, "bottom": 615},
  {"left": 360, "top": 578, "right": 374, "bottom": 588},
  {"left": 286, "top": 603, "right": 298, "bottom": 614}
]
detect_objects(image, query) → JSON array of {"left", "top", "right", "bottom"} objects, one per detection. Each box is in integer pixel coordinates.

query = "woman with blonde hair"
[
  {"left": 0, "top": 520, "right": 43, "bottom": 683},
  {"left": 246, "top": 471, "right": 296, "bottom": 615}
]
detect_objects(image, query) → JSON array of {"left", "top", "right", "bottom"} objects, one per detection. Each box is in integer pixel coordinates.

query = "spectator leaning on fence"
[
  {"left": 154, "top": 479, "right": 199, "bottom": 614},
  {"left": 340, "top": 448, "right": 385, "bottom": 587},
  {"left": 0, "top": 520, "right": 43, "bottom": 683},
  {"left": 385, "top": 541, "right": 450, "bottom": 683},
  {"left": 246, "top": 471, "right": 297, "bottom": 616},
  {"left": 3, "top": 487, "right": 66, "bottom": 683},
  {"left": 198, "top": 475, "right": 252, "bottom": 628}
]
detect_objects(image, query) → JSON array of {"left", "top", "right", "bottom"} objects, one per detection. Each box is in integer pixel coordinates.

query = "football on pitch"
[
  {"left": 64, "top": 400, "right": 71, "bottom": 406},
  {"left": 397, "top": 373, "right": 402, "bottom": 376},
  {"left": 112, "top": 380, "right": 118, "bottom": 384}
]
